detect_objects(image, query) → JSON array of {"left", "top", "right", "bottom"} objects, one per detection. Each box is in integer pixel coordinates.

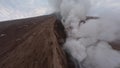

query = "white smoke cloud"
[
  {"left": 49, "top": 0, "right": 120, "bottom": 68},
  {"left": 79, "top": 18, "right": 120, "bottom": 42},
  {"left": 48, "top": 0, "right": 62, "bottom": 12},
  {"left": 84, "top": 41, "right": 120, "bottom": 68}
]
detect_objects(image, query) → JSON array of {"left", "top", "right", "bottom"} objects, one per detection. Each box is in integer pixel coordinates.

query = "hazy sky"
[
  {"left": 0, "top": 0, "right": 53, "bottom": 21},
  {"left": 0, "top": 0, "right": 120, "bottom": 21}
]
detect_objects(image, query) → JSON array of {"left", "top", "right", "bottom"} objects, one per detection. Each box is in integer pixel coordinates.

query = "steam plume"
[{"left": 49, "top": 0, "right": 120, "bottom": 68}]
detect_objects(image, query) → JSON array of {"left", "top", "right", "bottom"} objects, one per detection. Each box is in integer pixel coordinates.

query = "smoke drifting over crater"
[{"left": 49, "top": 0, "right": 120, "bottom": 68}]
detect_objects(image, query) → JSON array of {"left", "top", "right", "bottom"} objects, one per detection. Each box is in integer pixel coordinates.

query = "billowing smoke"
[{"left": 49, "top": 0, "right": 120, "bottom": 68}]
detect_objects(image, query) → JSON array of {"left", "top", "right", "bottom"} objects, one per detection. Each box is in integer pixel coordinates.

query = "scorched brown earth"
[{"left": 0, "top": 15, "right": 69, "bottom": 68}]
